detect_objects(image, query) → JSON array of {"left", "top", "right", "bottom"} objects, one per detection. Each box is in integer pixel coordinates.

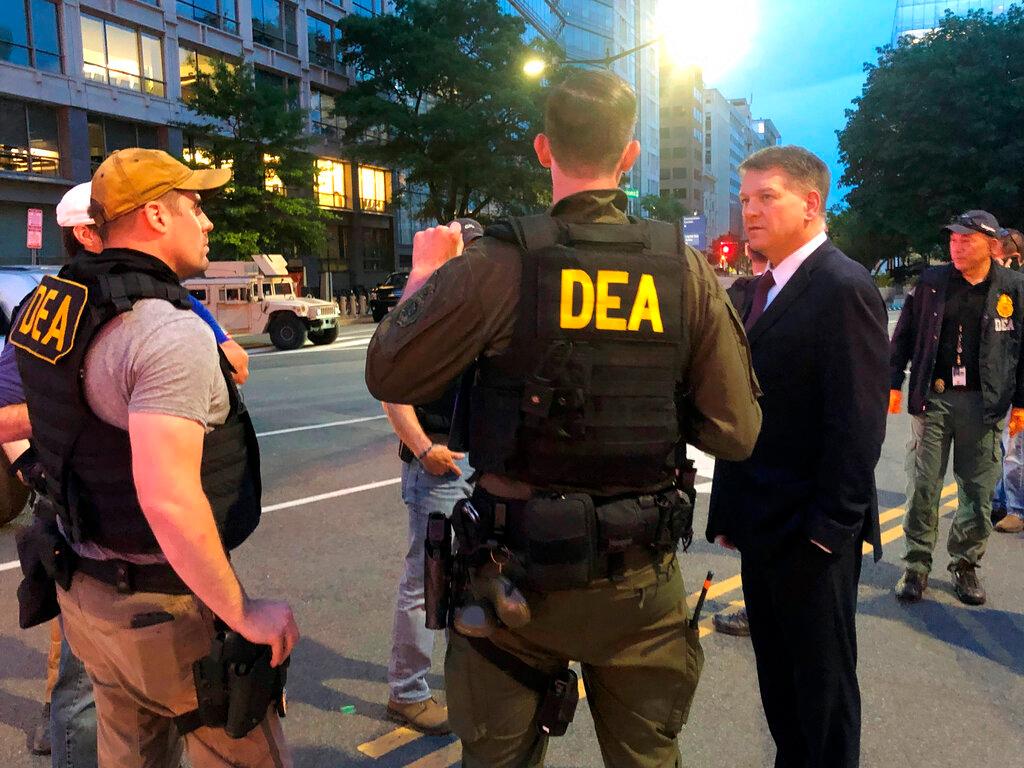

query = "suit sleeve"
[
  {"left": 679, "top": 251, "right": 762, "bottom": 461},
  {"left": 889, "top": 288, "right": 916, "bottom": 391},
  {"left": 806, "top": 272, "right": 890, "bottom": 551}
]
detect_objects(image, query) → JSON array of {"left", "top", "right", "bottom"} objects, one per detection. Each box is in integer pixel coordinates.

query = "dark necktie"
[{"left": 744, "top": 271, "right": 776, "bottom": 332}]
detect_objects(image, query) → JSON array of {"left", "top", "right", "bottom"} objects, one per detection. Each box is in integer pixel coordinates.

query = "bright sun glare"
[{"left": 658, "top": 0, "right": 759, "bottom": 84}]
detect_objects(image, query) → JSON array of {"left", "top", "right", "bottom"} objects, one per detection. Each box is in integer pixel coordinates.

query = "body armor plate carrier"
[
  {"left": 470, "top": 214, "right": 687, "bottom": 493},
  {"left": 10, "top": 249, "right": 261, "bottom": 555}
]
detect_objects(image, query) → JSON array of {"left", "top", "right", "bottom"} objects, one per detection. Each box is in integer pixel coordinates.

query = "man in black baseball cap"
[{"left": 889, "top": 208, "right": 1024, "bottom": 605}]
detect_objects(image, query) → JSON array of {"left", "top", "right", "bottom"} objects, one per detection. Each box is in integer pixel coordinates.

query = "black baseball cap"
[
  {"left": 452, "top": 218, "right": 484, "bottom": 245},
  {"left": 945, "top": 210, "right": 1004, "bottom": 238}
]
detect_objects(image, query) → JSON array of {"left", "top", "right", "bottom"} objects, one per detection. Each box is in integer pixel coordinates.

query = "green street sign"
[{"left": 624, "top": 187, "right": 639, "bottom": 199}]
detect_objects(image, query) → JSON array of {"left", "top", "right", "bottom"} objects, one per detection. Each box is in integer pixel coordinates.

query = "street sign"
[
  {"left": 623, "top": 187, "right": 639, "bottom": 199},
  {"left": 26, "top": 208, "right": 43, "bottom": 250},
  {"left": 683, "top": 215, "right": 707, "bottom": 251}
]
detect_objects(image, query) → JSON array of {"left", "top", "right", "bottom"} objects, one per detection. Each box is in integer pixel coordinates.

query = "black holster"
[
  {"left": 15, "top": 502, "right": 78, "bottom": 629},
  {"left": 177, "top": 626, "right": 289, "bottom": 739},
  {"left": 424, "top": 512, "right": 453, "bottom": 630}
]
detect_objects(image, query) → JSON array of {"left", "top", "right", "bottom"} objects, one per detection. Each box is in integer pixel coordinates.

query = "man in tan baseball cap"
[{"left": 89, "top": 147, "right": 231, "bottom": 279}]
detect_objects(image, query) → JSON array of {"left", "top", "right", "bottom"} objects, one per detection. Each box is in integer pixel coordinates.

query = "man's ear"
[
  {"left": 140, "top": 200, "right": 171, "bottom": 234},
  {"left": 805, "top": 189, "right": 824, "bottom": 222},
  {"left": 534, "top": 134, "right": 553, "bottom": 169},
  {"left": 615, "top": 140, "right": 640, "bottom": 176}
]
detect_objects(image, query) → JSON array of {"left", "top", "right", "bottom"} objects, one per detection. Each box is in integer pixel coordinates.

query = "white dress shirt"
[{"left": 764, "top": 230, "right": 827, "bottom": 308}]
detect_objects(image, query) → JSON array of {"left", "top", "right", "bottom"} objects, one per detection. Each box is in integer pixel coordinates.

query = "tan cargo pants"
[
  {"left": 446, "top": 551, "right": 703, "bottom": 768},
  {"left": 57, "top": 572, "right": 291, "bottom": 768}
]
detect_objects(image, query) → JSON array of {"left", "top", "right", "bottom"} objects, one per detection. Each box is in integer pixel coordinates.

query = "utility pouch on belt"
[
  {"left": 15, "top": 509, "right": 78, "bottom": 628},
  {"left": 515, "top": 494, "right": 595, "bottom": 591},
  {"left": 424, "top": 512, "right": 453, "bottom": 630},
  {"left": 177, "top": 626, "right": 288, "bottom": 739}
]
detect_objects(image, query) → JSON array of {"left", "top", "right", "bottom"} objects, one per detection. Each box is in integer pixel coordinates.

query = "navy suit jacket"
[{"left": 707, "top": 239, "right": 890, "bottom": 561}]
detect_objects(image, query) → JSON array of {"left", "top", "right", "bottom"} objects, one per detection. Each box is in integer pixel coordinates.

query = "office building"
[
  {"left": 892, "top": 1, "right": 1014, "bottom": 42},
  {"left": 0, "top": 0, "right": 399, "bottom": 296},
  {"left": 658, "top": 64, "right": 706, "bottom": 215}
]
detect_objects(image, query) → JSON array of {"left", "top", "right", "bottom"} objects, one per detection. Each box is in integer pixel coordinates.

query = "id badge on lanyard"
[{"left": 952, "top": 322, "right": 967, "bottom": 388}]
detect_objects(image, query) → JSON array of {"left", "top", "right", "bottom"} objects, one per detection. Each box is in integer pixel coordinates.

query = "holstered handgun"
[
  {"left": 536, "top": 667, "right": 580, "bottom": 736},
  {"left": 424, "top": 513, "right": 452, "bottom": 630}
]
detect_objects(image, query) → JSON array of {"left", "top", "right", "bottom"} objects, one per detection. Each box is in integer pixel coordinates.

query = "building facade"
[
  {"left": 0, "top": 0, "right": 399, "bottom": 296},
  {"left": 892, "top": 1, "right": 1013, "bottom": 42},
  {"left": 658, "top": 64, "right": 705, "bottom": 215},
  {"left": 702, "top": 89, "right": 780, "bottom": 242},
  {"left": 503, "top": 0, "right": 661, "bottom": 208}
]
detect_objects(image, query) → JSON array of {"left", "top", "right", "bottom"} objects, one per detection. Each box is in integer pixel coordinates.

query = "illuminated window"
[
  {"left": 315, "top": 157, "right": 351, "bottom": 209},
  {"left": 2, "top": 0, "right": 62, "bottom": 73},
  {"left": 264, "top": 154, "right": 285, "bottom": 194},
  {"left": 81, "top": 15, "right": 165, "bottom": 97},
  {"left": 358, "top": 165, "right": 392, "bottom": 213},
  {"left": 177, "top": 0, "right": 239, "bottom": 35},
  {"left": 0, "top": 98, "right": 60, "bottom": 175},
  {"left": 179, "top": 45, "right": 234, "bottom": 102}
]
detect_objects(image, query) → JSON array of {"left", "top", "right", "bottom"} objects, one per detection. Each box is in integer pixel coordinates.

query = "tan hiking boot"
[
  {"left": 994, "top": 514, "right": 1024, "bottom": 533},
  {"left": 386, "top": 696, "right": 451, "bottom": 735}
]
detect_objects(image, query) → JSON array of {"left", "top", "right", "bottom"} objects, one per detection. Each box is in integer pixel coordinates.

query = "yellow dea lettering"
[
  {"left": 559, "top": 269, "right": 663, "bottom": 333},
  {"left": 9, "top": 276, "right": 88, "bottom": 364}
]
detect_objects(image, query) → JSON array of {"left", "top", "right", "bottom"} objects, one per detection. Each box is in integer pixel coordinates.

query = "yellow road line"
[
  {"left": 404, "top": 742, "right": 462, "bottom": 768},
  {"left": 358, "top": 727, "right": 422, "bottom": 759}
]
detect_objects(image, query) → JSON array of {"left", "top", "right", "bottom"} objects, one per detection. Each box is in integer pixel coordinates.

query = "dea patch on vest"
[{"left": 9, "top": 276, "right": 87, "bottom": 364}]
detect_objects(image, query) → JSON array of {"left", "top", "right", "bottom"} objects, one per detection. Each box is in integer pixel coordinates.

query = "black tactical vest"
[
  {"left": 469, "top": 214, "right": 687, "bottom": 493},
  {"left": 11, "top": 249, "right": 262, "bottom": 555}
]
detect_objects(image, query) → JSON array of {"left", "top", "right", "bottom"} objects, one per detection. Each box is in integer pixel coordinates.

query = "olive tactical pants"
[
  {"left": 445, "top": 551, "right": 703, "bottom": 768},
  {"left": 903, "top": 391, "right": 1001, "bottom": 574}
]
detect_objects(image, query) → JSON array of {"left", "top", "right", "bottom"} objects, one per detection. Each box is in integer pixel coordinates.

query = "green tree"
[
  {"left": 335, "top": 0, "right": 552, "bottom": 224},
  {"left": 838, "top": 8, "right": 1024, "bottom": 256},
  {"left": 826, "top": 205, "right": 905, "bottom": 270},
  {"left": 176, "top": 61, "right": 326, "bottom": 260},
  {"left": 639, "top": 194, "right": 686, "bottom": 224}
]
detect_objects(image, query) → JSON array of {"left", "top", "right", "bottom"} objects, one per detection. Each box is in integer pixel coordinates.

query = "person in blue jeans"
[
  {"left": 1, "top": 181, "right": 247, "bottom": 764},
  {"left": 993, "top": 230, "right": 1024, "bottom": 534}
]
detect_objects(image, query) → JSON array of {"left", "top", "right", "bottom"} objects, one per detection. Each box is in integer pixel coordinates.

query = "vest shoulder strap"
[
  {"left": 644, "top": 219, "right": 679, "bottom": 254},
  {"left": 490, "top": 214, "right": 565, "bottom": 253}
]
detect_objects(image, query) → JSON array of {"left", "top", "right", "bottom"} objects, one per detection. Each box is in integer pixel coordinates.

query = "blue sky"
[{"left": 710, "top": 0, "right": 898, "bottom": 206}]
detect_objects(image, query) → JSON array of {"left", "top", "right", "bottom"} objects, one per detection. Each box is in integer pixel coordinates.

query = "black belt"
[{"left": 76, "top": 557, "right": 191, "bottom": 595}]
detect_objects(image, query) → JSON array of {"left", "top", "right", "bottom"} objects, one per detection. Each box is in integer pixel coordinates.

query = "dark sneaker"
[
  {"left": 28, "top": 702, "right": 50, "bottom": 755},
  {"left": 991, "top": 506, "right": 1007, "bottom": 525},
  {"left": 950, "top": 562, "right": 986, "bottom": 606},
  {"left": 713, "top": 607, "right": 751, "bottom": 637},
  {"left": 895, "top": 570, "right": 928, "bottom": 602},
  {"left": 387, "top": 696, "right": 451, "bottom": 735}
]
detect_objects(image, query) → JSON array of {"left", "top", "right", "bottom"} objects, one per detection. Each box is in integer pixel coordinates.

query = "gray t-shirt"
[{"left": 72, "top": 299, "right": 229, "bottom": 563}]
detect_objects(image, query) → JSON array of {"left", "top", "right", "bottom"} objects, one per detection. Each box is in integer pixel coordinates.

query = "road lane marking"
[
  {"left": 0, "top": 560, "right": 20, "bottom": 573},
  {"left": 262, "top": 477, "right": 402, "bottom": 512},
  {"left": 256, "top": 414, "right": 387, "bottom": 437},
  {"left": 405, "top": 742, "right": 461, "bottom": 768},
  {"left": 358, "top": 727, "right": 423, "bottom": 758}
]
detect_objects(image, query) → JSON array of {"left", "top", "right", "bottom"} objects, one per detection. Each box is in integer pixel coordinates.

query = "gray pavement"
[{"left": 0, "top": 323, "right": 1021, "bottom": 767}]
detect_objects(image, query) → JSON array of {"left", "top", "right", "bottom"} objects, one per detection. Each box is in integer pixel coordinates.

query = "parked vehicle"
[
  {"left": 0, "top": 266, "right": 59, "bottom": 337},
  {"left": 184, "top": 255, "right": 341, "bottom": 350},
  {"left": 370, "top": 271, "right": 409, "bottom": 322}
]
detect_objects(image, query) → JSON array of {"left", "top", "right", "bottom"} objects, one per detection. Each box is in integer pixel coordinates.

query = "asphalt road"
[{"left": 0, "top": 319, "right": 1022, "bottom": 768}]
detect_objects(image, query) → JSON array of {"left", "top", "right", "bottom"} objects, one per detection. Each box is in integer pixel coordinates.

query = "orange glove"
[
  {"left": 888, "top": 390, "right": 902, "bottom": 415},
  {"left": 1009, "top": 408, "right": 1024, "bottom": 437}
]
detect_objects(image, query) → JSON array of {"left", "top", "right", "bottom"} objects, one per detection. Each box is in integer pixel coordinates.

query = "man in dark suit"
[{"left": 707, "top": 146, "right": 889, "bottom": 768}]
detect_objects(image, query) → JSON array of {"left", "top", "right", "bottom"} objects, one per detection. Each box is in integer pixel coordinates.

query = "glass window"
[
  {"left": 177, "top": 0, "right": 239, "bottom": 35},
  {"left": 0, "top": 98, "right": 60, "bottom": 175},
  {"left": 80, "top": 15, "right": 166, "bottom": 97},
  {"left": 252, "top": 0, "right": 297, "bottom": 56},
  {"left": 307, "top": 14, "right": 342, "bottom": 71},
  {"left": 189, "top": 288, "right": 208, "bottom": 301},
  {"left": 315, "top": 157, "right": 351, "bottom": 209},
  {"left": 88, "top": 115, "right": 160, "bottom": 171},
  {"left": 254, "top": 68, "right": 298, "bottom": 109},
  {"left": 311, "top": 89, "right": 344, "bottom": 137},
  {"left": 3, "top": 0, "right": 63, "bottom": 73},
  {"left": 358, "top": 165, "right": 391, "bottom": 213},
  {"left": 179, "top": 45, "right": 233, "bottom": 102},
  {"left": 273, "top": 281, "right": 292, "bottom": 295},
  {"left": 352, "top": 0, "right": 382, "bottom": 15}
]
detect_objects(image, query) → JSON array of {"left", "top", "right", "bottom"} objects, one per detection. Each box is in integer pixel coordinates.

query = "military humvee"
[{"left": 184, "top": 254, "right": 340, "bottom": 350}]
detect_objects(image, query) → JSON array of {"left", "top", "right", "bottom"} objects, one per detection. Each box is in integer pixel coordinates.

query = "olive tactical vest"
[
  {"left": 469, "top": 214, "right": 688, "bottom": 493},
  {"left": 11, "top": 249, "right": 262, "bottom": 555}
]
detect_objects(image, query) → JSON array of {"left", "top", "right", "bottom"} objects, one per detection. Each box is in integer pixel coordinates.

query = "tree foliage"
[
  {"left": 838, "top": 8, "right": 1024, "bottom": 256},
  {"left": 335, "top": 0, "right": 553, "bottom": 224},
  {"left": 176, "top": 61, "right": 326, "bottom": 260},
  {"left": 640, "top": 194, "right": 686, "bottom": 224},
  {"left": 826, "top": 205, "right": 907, "bottom": 270}
]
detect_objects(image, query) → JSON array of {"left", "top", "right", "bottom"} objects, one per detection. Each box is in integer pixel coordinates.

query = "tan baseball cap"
[{"left": 90, "top": 148, "right": 231, "bottom": 225}]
